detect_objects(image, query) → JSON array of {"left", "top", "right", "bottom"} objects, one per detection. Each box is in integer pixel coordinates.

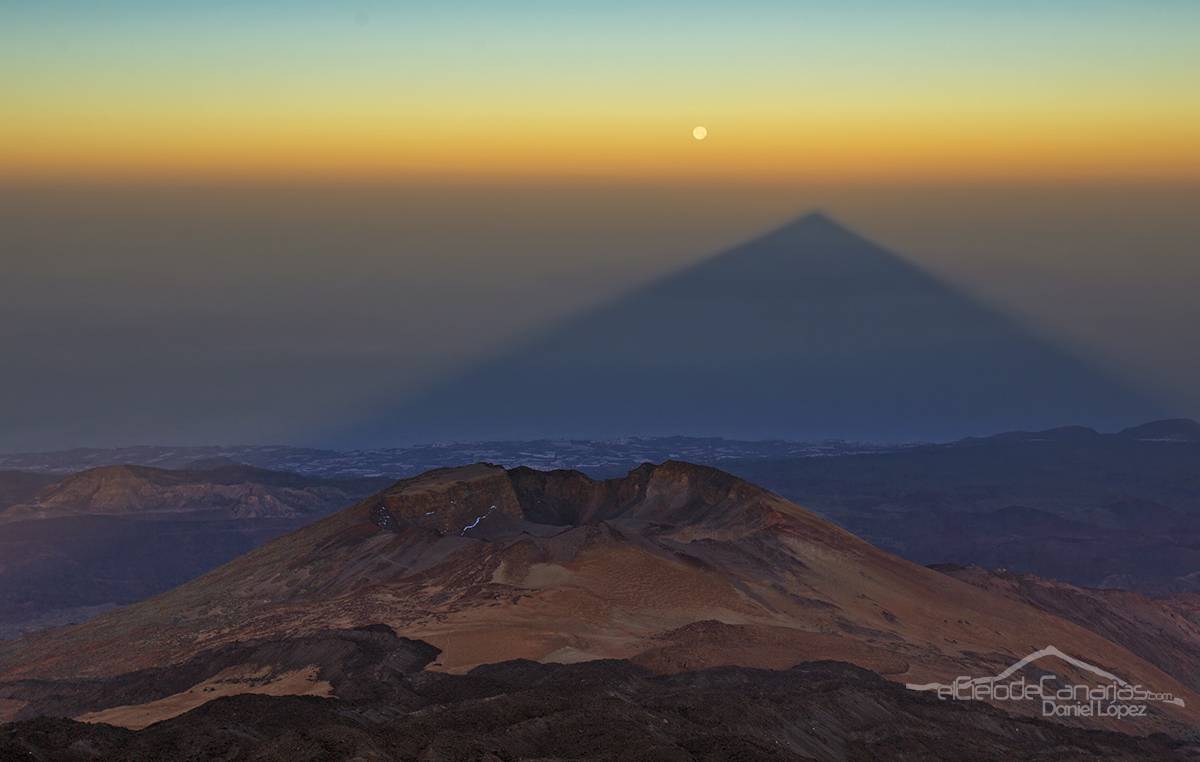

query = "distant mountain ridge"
[
  {"left": 339, "top": 212, "right": 1160, "bottom": 445},
  {"left": 0, "top": 463, "right": 390, "bottom": 641},
  {"left": 0, "top": 462, "right": 391, "bottom": 522},
  {"left": 959, "top": 417, "right": 1200, "bottom": 445},
  {"left": 0, "top": 438, "right": 904, "bottom": 479},
  {"left": 3, "top": 419, "right": 1194, "bottom": 482},
  {"left": 725, "top": 417, "right": 1200, "bottom": 591}
]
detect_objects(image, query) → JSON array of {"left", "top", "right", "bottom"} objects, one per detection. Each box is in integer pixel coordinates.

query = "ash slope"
[
  {"left": 3, "top": 461, "right": 1198, "bottom": 735},
  {"left": 342, "top": 213, "right": 1157, "bottom": 445}
]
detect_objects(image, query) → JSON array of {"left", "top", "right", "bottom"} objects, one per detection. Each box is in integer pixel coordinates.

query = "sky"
[
  {"left": 3, "top": 1, "right": 1199, "bottom": 182},
  {"left": 1, "top": 2, "right": 1198, "bottom": 449}
]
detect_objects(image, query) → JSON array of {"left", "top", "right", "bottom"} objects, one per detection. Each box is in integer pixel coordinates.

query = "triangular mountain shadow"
[{"left": 336, "top": 213, "right": 1161, "bottom": 445}]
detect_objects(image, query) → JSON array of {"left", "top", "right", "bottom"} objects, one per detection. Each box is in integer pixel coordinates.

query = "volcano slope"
[
  {"left": 934, "top": 564, "right": 1200, "bottom": 695},
  {"left": 1, "top": 462, "right": 1198, "bottom": 736}
]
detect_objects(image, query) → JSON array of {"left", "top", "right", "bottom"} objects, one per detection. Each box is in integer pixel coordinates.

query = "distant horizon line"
[{"left": 1, "top": 416, "right": 1195, "bottom": 458}]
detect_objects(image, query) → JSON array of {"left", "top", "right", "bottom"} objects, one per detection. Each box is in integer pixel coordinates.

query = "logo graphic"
[{"left": 906, "top": 645, "right": 1184, "bottom": 719}]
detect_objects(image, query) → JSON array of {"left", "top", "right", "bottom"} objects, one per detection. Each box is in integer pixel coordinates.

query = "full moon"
[{"left": 692, "top": 126, "right": 707, "bottom": 141}]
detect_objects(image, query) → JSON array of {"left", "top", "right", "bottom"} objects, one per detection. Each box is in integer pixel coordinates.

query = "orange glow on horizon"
[{"left": 5, "top": 113, "right": 1198, "bottom": 185}]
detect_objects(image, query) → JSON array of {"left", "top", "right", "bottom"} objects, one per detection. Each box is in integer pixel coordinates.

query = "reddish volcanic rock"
[{"left": 2, "top": 462, "right": 1198, "bottom": 736}]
